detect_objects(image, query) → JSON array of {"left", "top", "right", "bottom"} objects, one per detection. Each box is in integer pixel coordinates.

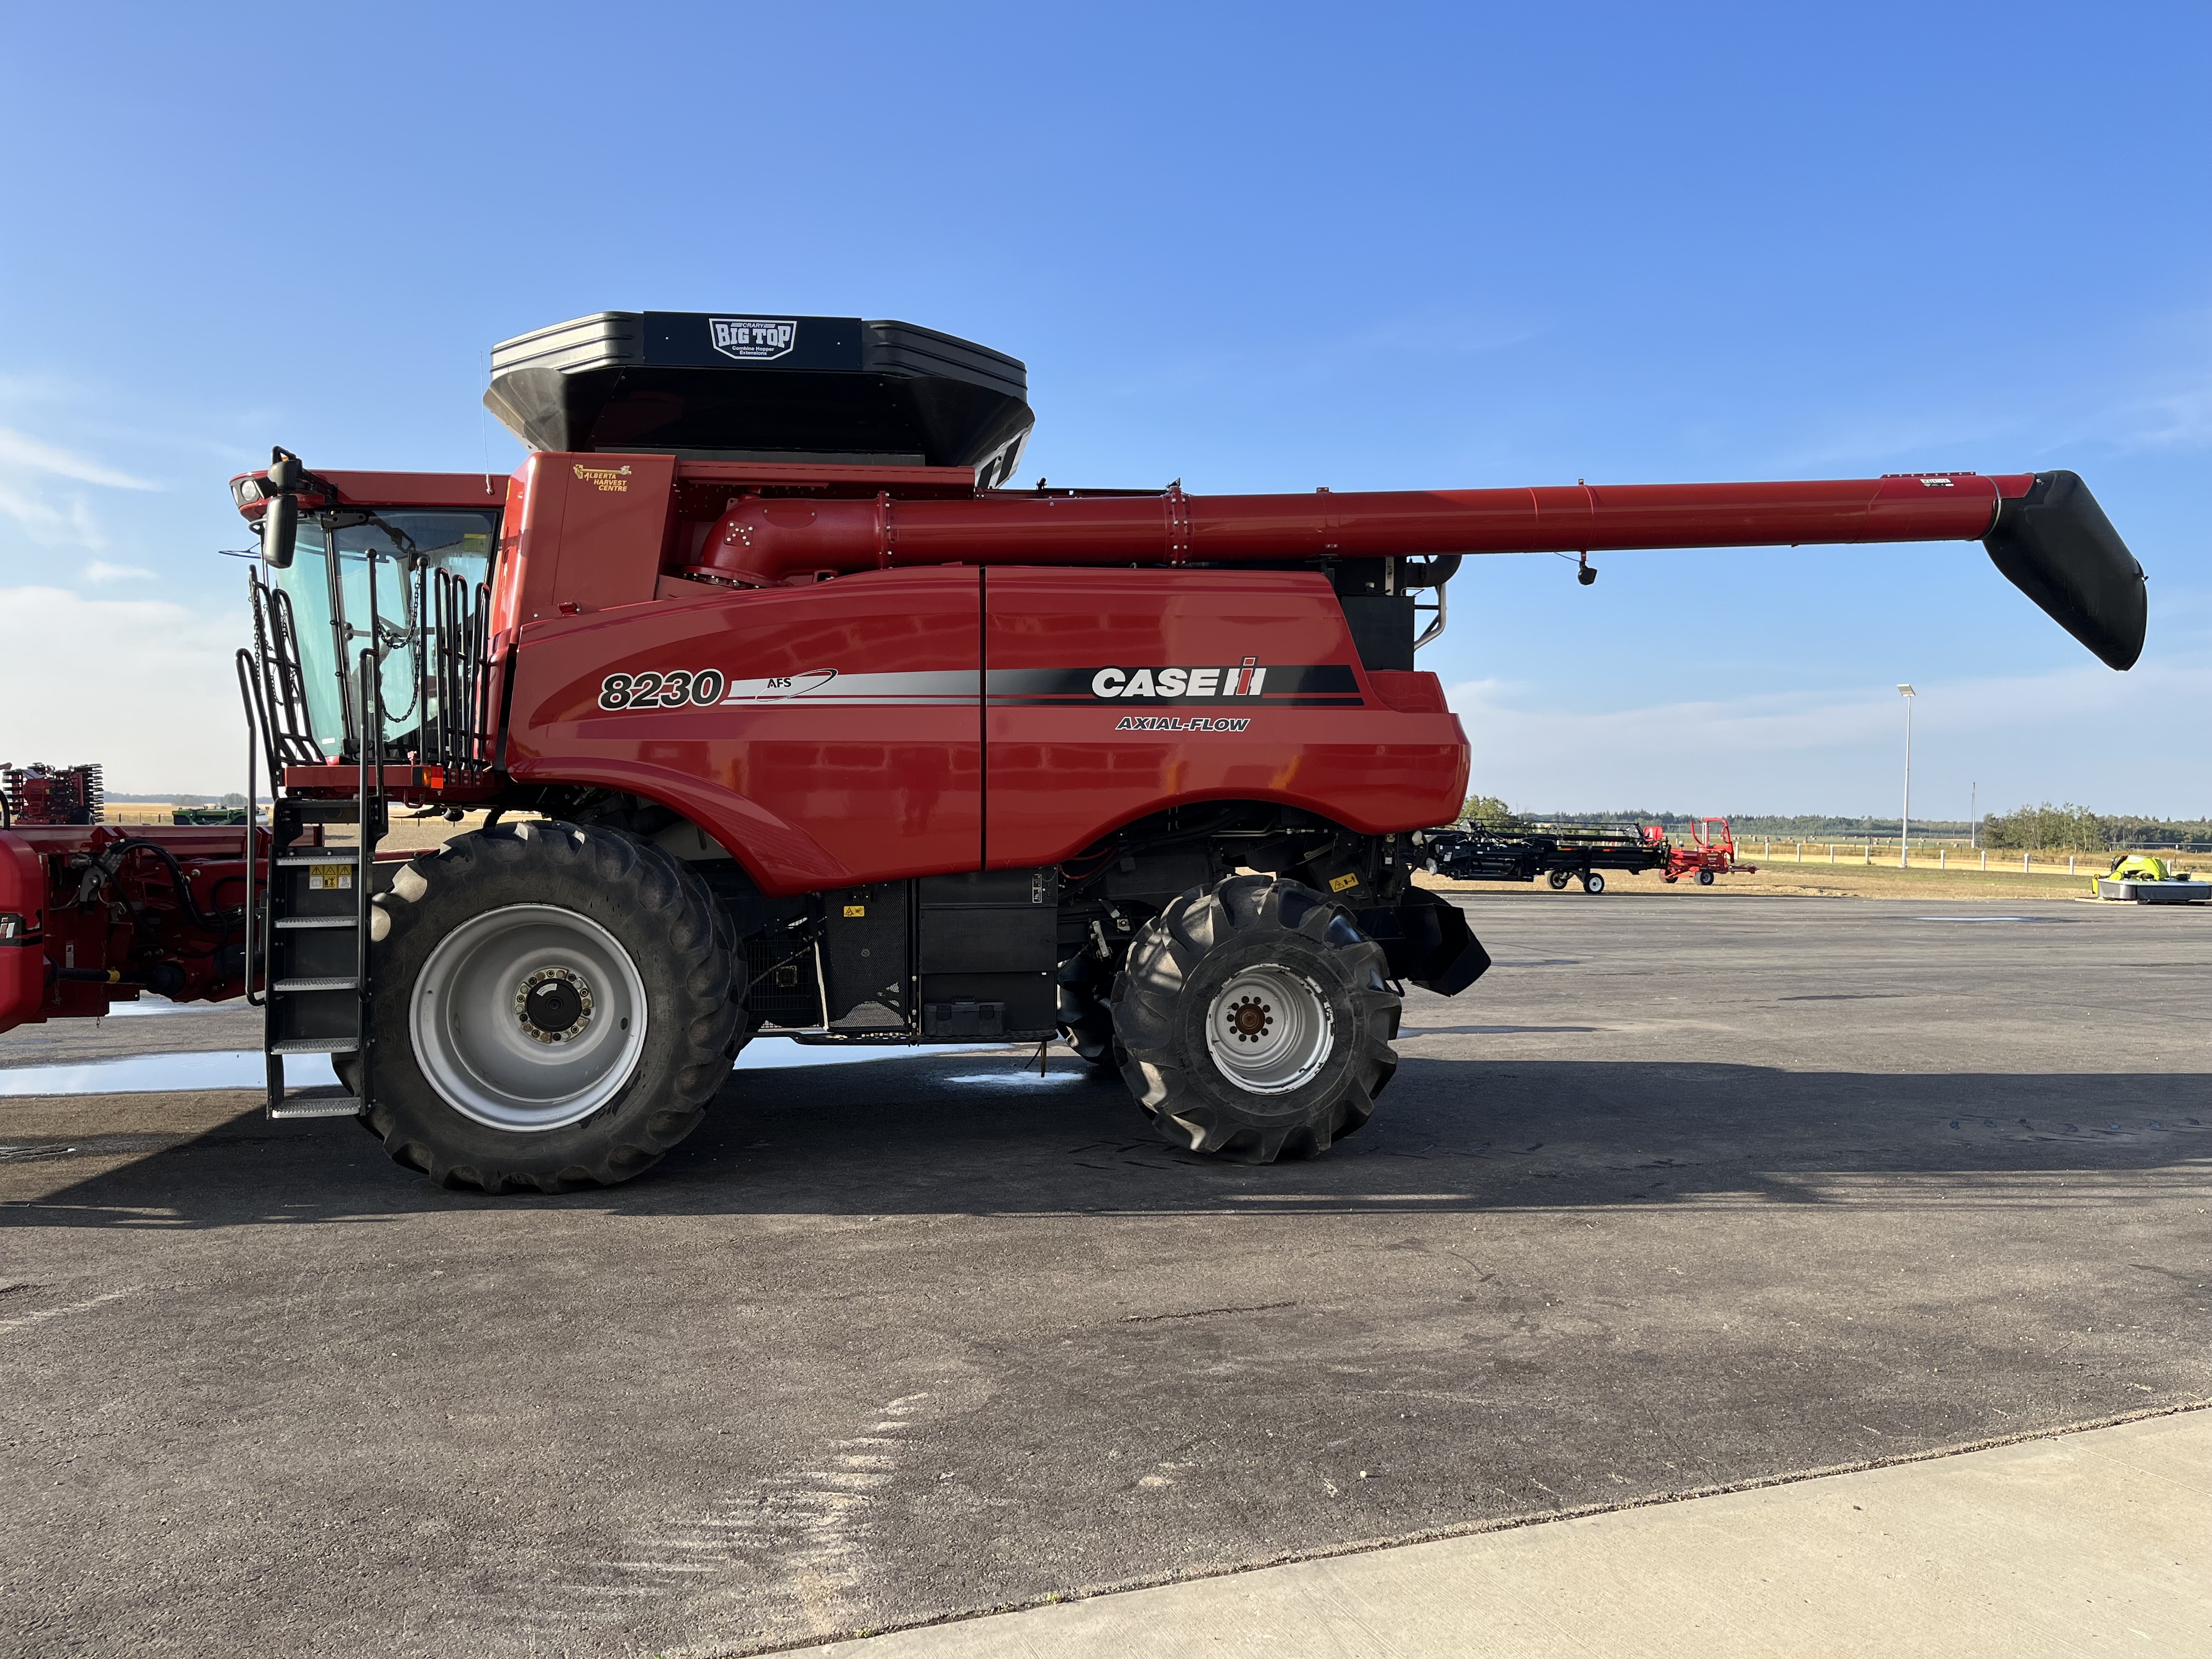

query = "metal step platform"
[{"left": 248, "top": 646, "right": 388, "bottom": 1123}]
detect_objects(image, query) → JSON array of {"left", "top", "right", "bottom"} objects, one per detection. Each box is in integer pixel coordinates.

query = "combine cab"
[{"left": 0, "top": 309, "right": 2153, "bottom": 1192}]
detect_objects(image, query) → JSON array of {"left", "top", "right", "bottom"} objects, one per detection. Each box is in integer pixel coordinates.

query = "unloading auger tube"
[{"left": 695, "top": 469, "right": 2146, "bottom": 670}]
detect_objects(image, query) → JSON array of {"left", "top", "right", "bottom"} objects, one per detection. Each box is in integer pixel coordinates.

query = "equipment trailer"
[
  {"left": 0, "top": 310, "right": 2152, "bottom": 1191},
  {"left": 1423, "top": 823, "right": 1668, "bottom": 894}
]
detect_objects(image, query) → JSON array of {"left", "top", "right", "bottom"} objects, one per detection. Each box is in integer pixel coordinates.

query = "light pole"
[{"left": 1897, "top": 684, "right": 1915, "bottom": 867}]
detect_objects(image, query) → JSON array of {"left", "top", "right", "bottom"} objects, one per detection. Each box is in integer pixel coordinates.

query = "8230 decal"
[{"left": 598, "top": 669, "right": 726, "bottom": 710}]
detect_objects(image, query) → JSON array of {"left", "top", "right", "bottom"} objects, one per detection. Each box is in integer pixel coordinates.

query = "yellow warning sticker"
[
  {"left": 843, "top": 904, "right": 866, "bottom": 917},
  {"left": 1328, "top": 872, "right": 1360, "bottom": 893},
  {"left": 308, "top": 865, "right": 353, "bottom": 891}
]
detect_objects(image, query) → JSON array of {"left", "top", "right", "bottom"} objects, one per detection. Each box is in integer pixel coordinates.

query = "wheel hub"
[
  {"left": 1204, "top": 966, "right": 1331, "bottom": 1094},
  {"left": 516, "top": 967, "right": 592, "bottom": 1043}
]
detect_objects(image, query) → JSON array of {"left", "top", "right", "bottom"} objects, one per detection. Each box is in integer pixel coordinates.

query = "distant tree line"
[
  {"left": 1978, "top": 804, "right": 2212, "bottom": 851},
  {"left": 105, "top": 792, "right": 250, "bottom": 808},
  {"left": 1460, "top": 798, "right": 2212, "bottom": 850}
]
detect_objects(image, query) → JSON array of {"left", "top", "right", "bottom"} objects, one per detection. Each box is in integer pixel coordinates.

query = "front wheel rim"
[
  {"left": 1204, "top": 966, "right": 1333, "bottom": 1094},
  {"left": 410, "top": 903, "right": 650, "bottom": 1132}
]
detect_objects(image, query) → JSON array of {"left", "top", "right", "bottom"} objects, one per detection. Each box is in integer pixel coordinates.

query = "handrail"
[
  {"left": 233, "top": 649, "right": 268, "bottom": 1007},
  {"left": 356, "top": 642, "right": 383, "bottom": 1111}
]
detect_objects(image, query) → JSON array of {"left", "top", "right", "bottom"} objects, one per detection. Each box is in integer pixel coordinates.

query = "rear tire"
[
  {"left": 1110, "top": 875, "right": 1398, "bottom": 1163},
  {"left": 1696, "top": 868, "right": 1716, "bottom": 886},
  {"left": 358, "top": 820, "right": 740, "bottom": 1193},
  {"left": 1547, "top": 870, "right": 1570, "bottom": 890},
  {"left": 1582, "top": 871, "right": 1605, "bottom": 894}
]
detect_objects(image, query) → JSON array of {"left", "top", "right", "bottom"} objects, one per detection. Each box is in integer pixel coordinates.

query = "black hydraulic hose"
[{"left": 103, "top": 838, "right": 249, "bottom": 935}]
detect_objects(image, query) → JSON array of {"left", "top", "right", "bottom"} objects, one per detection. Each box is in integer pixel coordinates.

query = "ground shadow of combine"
[{"left": 7, "top": 1047, "right": 2208, "bottom": 1231}]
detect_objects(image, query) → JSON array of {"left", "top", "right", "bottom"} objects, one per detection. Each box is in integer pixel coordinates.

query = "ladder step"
[
  {"left": 269, "top": 1090, "right": 364, "bottom": 1120},
  {"left": 276, "top": 851, "right": 363, "bottom": 866},
  {"left": 274, "top": 916, "right": 357, "bottom": 930},
  {"left": 270, "top": 1037, "right": 359, "bottom": 1055},
  {"left": 273, "top": 976, "right": 359, "bottom": 992}
]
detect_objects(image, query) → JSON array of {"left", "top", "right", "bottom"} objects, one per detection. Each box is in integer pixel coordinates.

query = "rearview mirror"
[{"left": 261, "top": 493, "right": 298, "bottom": 569}]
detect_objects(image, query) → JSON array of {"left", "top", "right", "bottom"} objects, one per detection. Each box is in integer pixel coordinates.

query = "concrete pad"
[{"left": 816, "top": 1409, "right": 2212, "bottom": 1658}]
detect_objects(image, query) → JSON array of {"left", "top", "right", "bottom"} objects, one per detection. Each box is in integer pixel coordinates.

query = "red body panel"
[
  {"left": 0, "top": 830, "right": 46, "bottom": 1029},
  {"left": 230, "top": 469, "right": 509, "bottom": 511},
  {"left": 983, "top": 569, "right": 1464, "bottom": 867},
  {"left": 502, "top": 566, "right": 1464, "bottom": 894},
  {"left": 505, "top": 568, "right": 985, "bottom": 893},
  {"left": 506, "top": 452, "right": 675, "bottom": 624}
]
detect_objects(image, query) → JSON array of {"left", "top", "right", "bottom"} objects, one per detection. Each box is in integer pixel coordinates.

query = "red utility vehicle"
[
  {"left": 1658, "top": 818, "right": 1756, "bottom": 885},
  {"left": 0, "top": 311, "right": 2150, "bottom": 1191}
]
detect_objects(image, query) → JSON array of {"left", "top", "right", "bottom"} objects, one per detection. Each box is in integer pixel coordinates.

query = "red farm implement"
[{"left": 1660, "top": 818, "right": 1757, "bottom": 885}]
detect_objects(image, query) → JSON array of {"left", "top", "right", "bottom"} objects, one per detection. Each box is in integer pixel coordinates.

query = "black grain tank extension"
[{"left": 483, "top": 312, "right": 1034, "bottom": 484}]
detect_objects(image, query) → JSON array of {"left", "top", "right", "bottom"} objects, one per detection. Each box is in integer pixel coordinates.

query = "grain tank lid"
[{"left": 482, "top": 311, "right": 1033, "bottom": 483}]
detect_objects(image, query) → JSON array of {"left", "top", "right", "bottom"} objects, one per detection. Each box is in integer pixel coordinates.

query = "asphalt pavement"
[{"left": 2, "top": 894, "right": 2207, "bottom": 1657}]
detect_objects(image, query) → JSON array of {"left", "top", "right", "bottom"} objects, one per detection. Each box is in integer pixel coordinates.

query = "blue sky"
[{"left": 2, "top": 2, "right": 2204, "bottom": 816}]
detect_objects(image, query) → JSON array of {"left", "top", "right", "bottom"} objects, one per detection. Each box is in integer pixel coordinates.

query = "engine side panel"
[{"left": 983, "top": 568, "right": 1467, "bottom": 868}]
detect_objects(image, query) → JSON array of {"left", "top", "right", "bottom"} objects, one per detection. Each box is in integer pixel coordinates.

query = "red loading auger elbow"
[
  {"left": 685, "top": 473, "right": 2034, "bottom": 586},
  {"left": 688, "top": 495, "right": 891, "bottom": 586}
]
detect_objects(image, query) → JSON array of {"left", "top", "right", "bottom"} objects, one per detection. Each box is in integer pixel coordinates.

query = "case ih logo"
[
  {"left": 1092, "top": 658, "right": 1267, "bottom": 699},
  {"left": 709, "top": 318, "right": 798, "bottom": 361}
]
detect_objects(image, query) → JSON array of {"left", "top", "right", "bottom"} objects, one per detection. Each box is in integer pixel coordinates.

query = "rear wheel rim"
[
  {"left": 410, "top": 903, "right": 650, "bottom": 1132},
  {"left": 1204, "top": 966, "right": 1333, "bottom": 1094}
]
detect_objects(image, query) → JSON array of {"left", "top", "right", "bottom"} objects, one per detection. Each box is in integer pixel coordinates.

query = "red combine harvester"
[
  {"left": 1657, "top": 818, "right": 1756, "bottom": 885},
  {"left": 0, "top": 312, "right": 2150, "bottom": 1191}
]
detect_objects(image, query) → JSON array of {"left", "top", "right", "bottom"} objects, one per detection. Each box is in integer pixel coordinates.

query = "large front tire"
[
  {"left": 1110, "top": 876, "right": 1398, "bottom": 1163},
  {"left": 360, "top": 821, "right": 740, "bottom": 1193}
]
